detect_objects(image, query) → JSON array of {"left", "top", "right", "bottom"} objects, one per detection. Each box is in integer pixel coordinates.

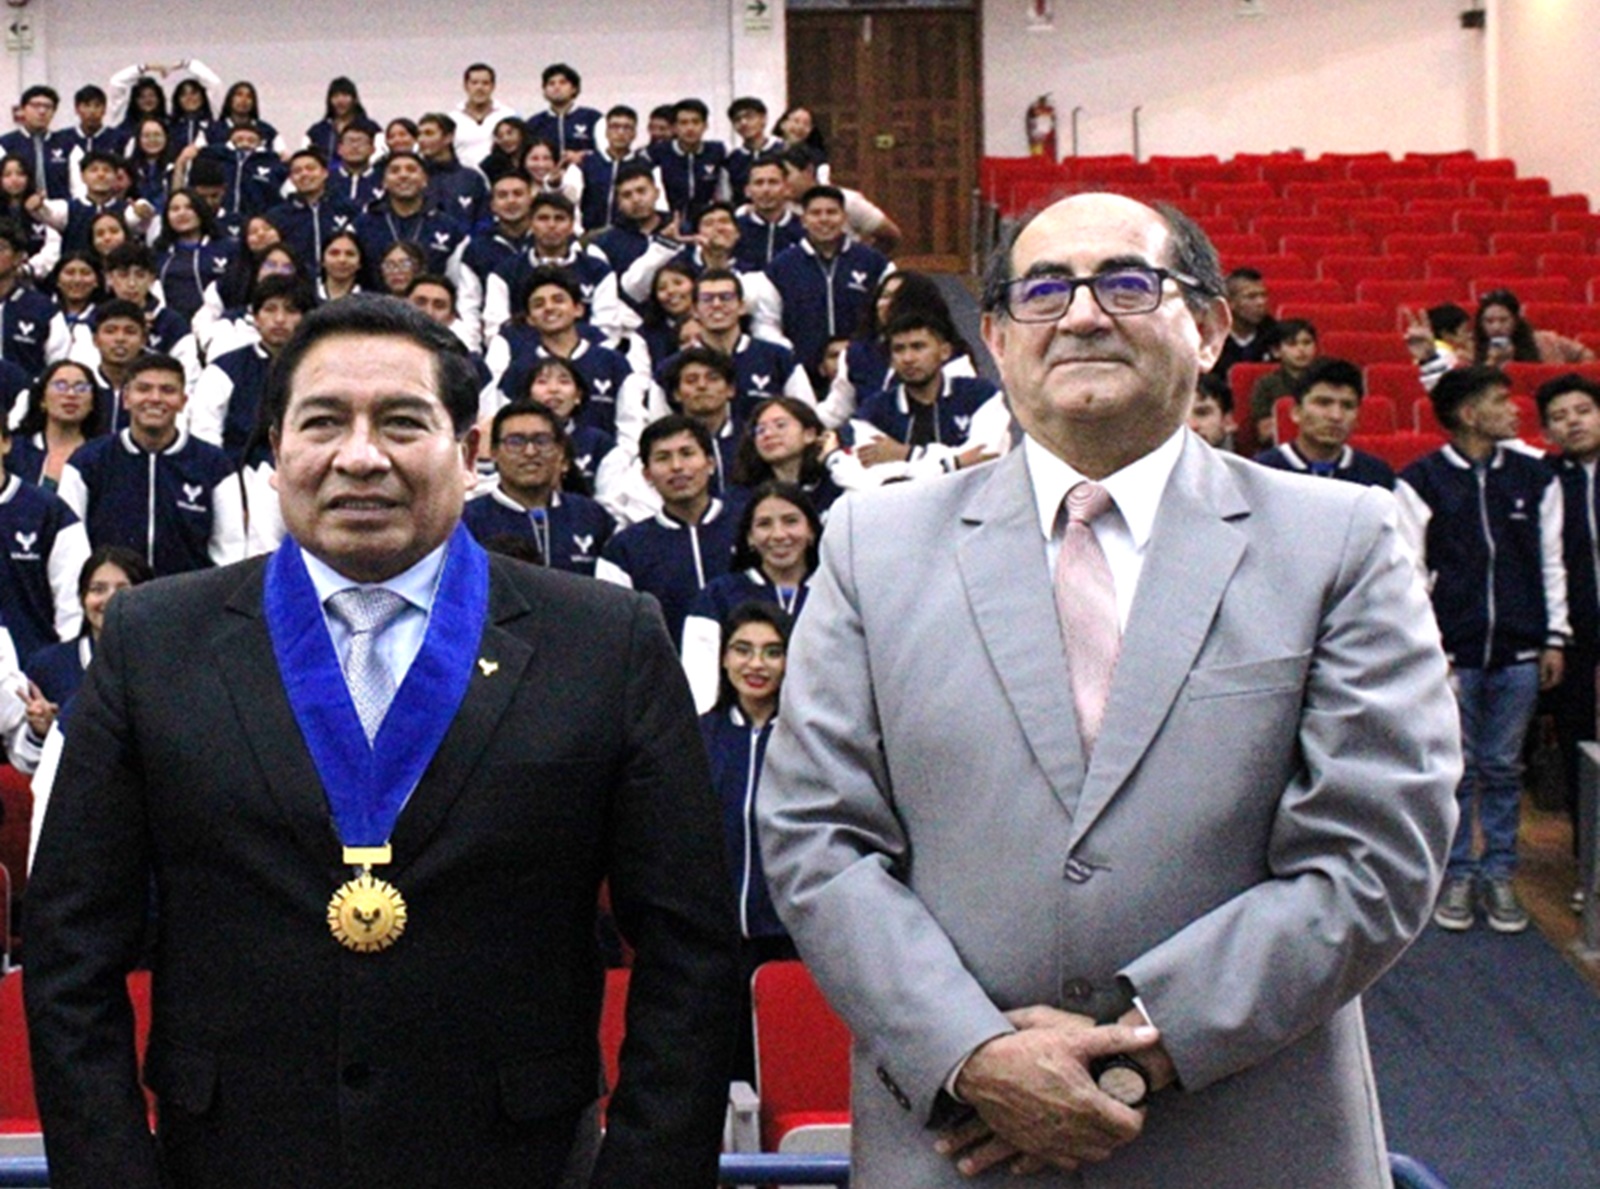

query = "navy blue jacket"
[
  {"left": 425, "top": 157, "right": 491, "bottom": 232},
  {"left": 656, "top": 335, "right": 808, "bottom": 429},
  {"left": 765, "top": 238, "right": 891, "bottom": 377},
  {"left": 263, "top": 194, "right": 359, "bottom": 266},
  {"left": 598, "top": 500, "right": 738, "bottom": 644},
  {"left": 202, "top": 343, "right": 275, "bottom": 467},
  {"left": 27, "top": 635, "right": 91, "bottom": 710},
  {"left": 0, "top": 474, "right": 88, "bottom": 664},
  {"left": 592, "top": 221, "right": 654, "bottom": 284},
  {"left": 527, "top": 107, "right": 604, "bottom": 158},
  {"left": 492, "top": 245, "right": 614, "bottom": 319},
  {"left": 578, "top": 150, "right": 651, "bottom": 232},
  {"left": 61, "top": 428, "right": 234, "bottom": 577},
  {"left": 156, "top": 239, "right": 235, "bottom": 324},
  {"left": 649, "top": 140, "right": 728, "bottom": 231},
  {"left": 0, "top": 130, "right": 71, "bottom": 199},
  {"left": 498, "top": 337, "right": 632, "bottom": 438},
  {"left": 0, "top": 285, "right": 59, "bottom": 378},
  {"left": 330, "top": 163, "right": 383, "bottom": 212},
  {"left": 1399, "top": 443, "right": 1564, "bottom": 669},
  {"left": 198, "top": 144, "right": 288, "bottom": 218},
  {"left": 734, "top": 209, "right": 803, "bottom": 271},
  {"left": 1551, "top": 454, "right": 1600, "bottom": 653},
  {"left": 724, "top": 137, "right": 784, "bottom": 205},
  {"left": 1254, "top": 442, "right": 1396, "bottom": 489},
  {"left": 856, "top": 375, "right": 1000, "bottom": 450},
  {"left": 462, "top": 488, "right": 615, "bottom": 577},
  {"left": 354, "top": 204, "right": 467, "bottom": 288},
  {"left": 699, "top": 705, "right": 787, "bottom": 940}
]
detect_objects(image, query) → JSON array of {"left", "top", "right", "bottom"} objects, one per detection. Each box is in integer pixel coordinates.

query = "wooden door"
[{"left": 787, "top": 5, "right": 980, "bottom": 272}]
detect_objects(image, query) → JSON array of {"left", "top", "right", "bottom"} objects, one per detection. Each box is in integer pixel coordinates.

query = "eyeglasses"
[
  {"left": 697, "top": 291, "right": 740, "bottom": 305},
  {"left": 752, "top": 417, "right": 798, "bottom": 437},
  {"left": 1000, "top": 266, "right": 1204, "bottom": 322},
  {"left": 499, "top": 432, "right": 559, "bottom": 454},
  {"left": 48, "top": 380, "right": 93, "bottom": 396},
  {"left": 727, "top": 642, "right": 785, "bottom": 662},
  {"left": 381, "top": 258, "right": 417, "bottom": 273}
]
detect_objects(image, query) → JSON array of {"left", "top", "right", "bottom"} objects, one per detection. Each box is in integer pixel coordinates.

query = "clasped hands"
[{"left": 936, "top": 1005, "right": 1173, "bottom": 1178}]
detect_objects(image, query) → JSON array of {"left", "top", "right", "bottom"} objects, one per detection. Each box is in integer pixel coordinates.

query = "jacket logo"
[
  {"left": 178, "top": 483, "right": 207, "bottom": 513},
  {"left": 849, "top": 270, "right": 869, "bottom": 292},
  {"left": 332, "top": 215, "right": 351, "bottom": 230},
  {"left": 751, "top": 374, "right": 771, "bottom": 391},
  {"left": 49, "top": 148, "right": 65, "bottom": 162},
  {"left": 212, "top": 257, "right": 228, "bottom": 273},
  {"left": 573, "top": 533, "right": 594, "bottom": 554},
  {"left": 15, "top": 321, "right": 34, "bottom": 340},
  {"left": 592, "top": 378, "right": 614, "bottom": 402},
  {"left": 10, "top": 530, "right": 38, "bottom": 561},
  {"left": 458, "top": 195, "right": 472, "bottom": 208},
  {"left": 573, "top": 124, "right": 589, "bottom": 140},
  {"left": 253, "top": 166, "right": 272, "bottom": 181},
  {"left": 574, "top": 452, "right": 593, "bottom": 472},
  {"left": 431, "top": 231, "right": 452, "bottom": 250},
  {"left": 954, "top": 415, "right": 972, "bottom": 434}
]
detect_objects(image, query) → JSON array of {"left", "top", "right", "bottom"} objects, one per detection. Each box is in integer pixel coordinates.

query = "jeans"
[{"left": 1449, "top": 662, "right": 1541, "bottom": 880}]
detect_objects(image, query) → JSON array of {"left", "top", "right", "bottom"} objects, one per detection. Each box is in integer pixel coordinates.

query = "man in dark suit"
[{"left": 24, "top": 295, "right": 741, "bottom": 1189}]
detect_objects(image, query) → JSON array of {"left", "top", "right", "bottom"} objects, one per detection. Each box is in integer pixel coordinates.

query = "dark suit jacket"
[{"left": 24, "top": 551, "right": 741, "bottom": 1189}]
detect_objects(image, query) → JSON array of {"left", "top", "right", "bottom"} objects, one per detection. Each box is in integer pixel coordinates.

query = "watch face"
[{"left": 1096, "top": 1061, "right": 1150, "bottom": 1108}]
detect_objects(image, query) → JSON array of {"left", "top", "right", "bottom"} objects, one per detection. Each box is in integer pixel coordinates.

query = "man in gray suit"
[{"left": 758, "top": 192, "right": 1461, "bottom": 1187}]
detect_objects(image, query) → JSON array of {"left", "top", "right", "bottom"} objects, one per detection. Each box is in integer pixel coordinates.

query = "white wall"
[
  {"left": 1491, "top": 0, "right": 1600, "bottom": 201},
  {"left": 0, "top": 0, "right": 786, "bottom": 148},
  {"left": 982, "top": 0, "right": 1485, "bottom": 162}
]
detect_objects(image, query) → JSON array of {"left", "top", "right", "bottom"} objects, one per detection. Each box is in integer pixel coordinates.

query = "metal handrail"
[
  {"left": 1132, "top": 105, "right": 1143, "bottom": 162},
  {"left": 1070, "top": 105, "right": 1084, "bottom": 158}
]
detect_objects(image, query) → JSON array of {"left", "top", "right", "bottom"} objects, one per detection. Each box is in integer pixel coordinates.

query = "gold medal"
[{"left": 328, "top": 846, "right": 407, "bottom": 953}]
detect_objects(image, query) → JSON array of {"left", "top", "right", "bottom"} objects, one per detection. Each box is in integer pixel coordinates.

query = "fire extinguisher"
[{"left": 1027, "top": 94, "right": 1057, "bottom": 161}]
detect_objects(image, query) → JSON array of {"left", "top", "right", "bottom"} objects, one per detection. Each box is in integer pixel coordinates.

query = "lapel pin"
[{"left": 478, "top": 658, "right": 499, "bottom": 677}]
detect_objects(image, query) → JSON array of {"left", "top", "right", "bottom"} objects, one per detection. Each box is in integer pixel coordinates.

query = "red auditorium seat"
[
  {"left": 1209, "top": 233, "right": 1271, "bottom": 263},
  {"left": 1539, "top": 254, "right": 1600, "bottom": 285},
  {"left": 1488, "top": 231, "right": 1587, "bottom": 264},
  {"left": 1356, "top": 395, "right": 1399, "bottom": 435},
  {"left": 752, "top": 961, "right": 851, "bottom": 1154},
  {"left": 1414, "top": 401, "right": 1444, "bottom": 435},
  {"left": 1554, "top": 211, "right": 1600, "bottom": 247},
  {"left": 1470, "top": 176, "right": 1552, "bottom": 204},
  {"left": 1314, "top": 197, "right": 1399, "bottom": 223},
  {"left": 0, "top": 766, "right": 29, "bottom": 953},
  {"left": 1192, "top": 181, "right": 1274, "bottom": 207},
  {"left": 1197, "top": 213, "right": 1244, "bottom": 236},
  {"left": 1436, "top": 156, "right": 1514, "bottom": 179},
  {"left": 1250, "top": 254, "right": 1315, "bottom": 280},
  {"left": 1319, "top": 151, "right": 1394, "bottom": 169},
  {"left": 978, "top": 157, "right": 1057, "bottom": 202},
  {"left": 0, "top": 969, "right": 155, "bottom": 1137},
  {"left": 1424, "top": 253, "right": 1526, "bottom": 284},
  {"left": 1273, "top": 397, "right": 1297, "bottom": 445},
  {"left": 1118, "top": 182, "right": 1186, "bottom": 206},
  {"left": 1469, "top": 276, "right": 1578, "bottom": 304},
  {"left": 1214, "top": 196, "right": 1308, "bottom": 222},
  {"left": 1280, "top": 234, "right": 1372, "bottom": 260},
  {"left": 1355, "top": 278, "right": 1467, "bottom": 309},
  {"left": 598, "top": 967, "right": 629, "bottom": 1124},
  {"left": 1405, "top": 150, "right": 1478, "bottom": 171},
  {"left": 1376, "top": 179, "right": 1467, "bottom": 204},
  {"left": 1164, "top": 159, "right": 1249, "bottom": 188},
  {"left": 1352, "top": 432, "right": 1446, "bottom": 471},
  {"left": 1277, "top": 303, "right": 1393, "bottom": 333},
  {"left": 1254, "top": 215, "right": 1344, "bottom": 244},
  {"left": 1005, "top": 178, "right": 1074, "bottom": 217},
  {"left": 1347, "top": 158, "right": 1430, "bottom": 183},
  {"left": 1408, "top": 196, "right": 1494, "bottom": 216},
  {"left": 1351, "top": 212, "right": 1454, "bottom": 240},
  {"left": 1259, "top": 160, "right": 1343, "bottom": 189},
  {"left": 1520, "top": 304, "right": 1600, "bottom": 338},
  {"left": 1283, "top": 180, "right": 1368, "bottom": 204},
  {"left": 1318, "top": 331, "right": 1412, "bottom": 366},
  {"left": 1228, "top": 362, "right": 1277, "bottom": 457},
  {"left": 1507, "top": 193, "right": 1590, "bottom": 214},
  {"left": 1267, "top": 279, "right": 1351, "bottom": 304},
  {"left": 1365, "top": 363, "right": 1429, "bottom": 421},
  {"left": 1503, "top": 363, "right": 1600, "bottom": 402},
  {"left": 1454, "top": 208, "right": 1553, "bottom": 237},
  {"left": 1319, "top": 255, "right": 1422, "bottom": 286},
  {"left": 1384, "top": 232, "right": 1481, "bottom": 260}
]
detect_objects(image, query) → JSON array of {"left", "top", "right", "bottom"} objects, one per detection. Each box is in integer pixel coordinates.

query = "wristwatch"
[
  {"left": 1090, "top": 1053, "right": 1151, "bottom": 1109},
  {"left": 1065, "top": 976, "right": 1153, "bottom": 1109}
]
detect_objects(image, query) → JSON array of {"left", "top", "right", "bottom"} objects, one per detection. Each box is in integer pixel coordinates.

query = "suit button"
[
  {"left": 342, "top": 1062, "right": 371, "bottom": 1088},
  {"left": 1062, "top": 978, "right": 1094, "bottom": 1004},
  {"left": 1063, "top": 857, "right": 1094, "bottom": 883}
]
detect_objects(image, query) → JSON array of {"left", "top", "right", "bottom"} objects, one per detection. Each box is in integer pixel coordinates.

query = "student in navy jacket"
[
  {"left": 733, "top": 156, "right": 803, "bottom": 270},
  {"left": 648, "top": 99, "right": 728, "bottom": 232},
  {"left": 419, "top": 113, "right": 492, "bottom": 232},
  {"left": 681, "top": 480, "right": 817, "bottom": 713},
  {"left": 852, "top": 312, "right": 1000, "bottom": 470},
  {"left": 463, "top": 398, "right": 615, "bottom": 577},
  {"left": 0, "top": 416, "right": 92, "bottom": 665},
  {"left": 190, "top": 276, "right": 312, "bottom": 467},
  {"left": 264, "top": 149, "right": 359, "bottom": 269},
  {"left": 0, "top": 218, "right": 63, "bottom": 378},
  {"left": 15, "top": 545, "right": 153, "bottom": 773},
  {"left": 597, "top": 415, "right": 738, "bottom": 644},
  {"left": 1396, "top": 365, "right": 1568, "bottom": 935},
  {"left": 578, "top": 106, "right": 654, "bottom": 233},
  {"left": 526, "top": 63, "right": 604, "bottom": 163},
  {"left": 663, "top": 346, "right": 744, "bottom": 503},
  {"left": 698, "top": 598, "right": 797, "bottom": 1078},
  {"left": 353, "top": 152, "right": 468, "bottom": 289},
  {"left": 58, "top": 353, "right": 235, "bottom": 577},
  {"left": 196, "top": 125, "right": 287, "bottom": 220},
  {"left": 763, "top": 185, "right": 892, "bottom": 381},
  {"left": 1253, "top": 357, "right": 1396, "bottom": 488},
  {"left": 728, "top": 396, "right": 844, "bottom": 516},
  {"left": 591, "top": 162, "right": 669, "bottom": 285},
  {"left": 1536, "top": 373, "right": 1600, "bottom": 904},
  {"left": 1, "top": 86, "right": 70, "bottom": 200}
]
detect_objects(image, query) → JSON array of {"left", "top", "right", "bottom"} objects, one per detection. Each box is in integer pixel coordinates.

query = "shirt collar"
[
  {"left": 1024, "top": 427, "right": 1186, "bottom": 547},
  {"left": 303, "top": 538, "right": 449, "bottom": 614}
]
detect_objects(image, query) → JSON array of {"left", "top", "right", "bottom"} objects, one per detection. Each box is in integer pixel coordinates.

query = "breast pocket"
[{"left": 1184, "top": 652, "right": 1311, "bottom": 701}]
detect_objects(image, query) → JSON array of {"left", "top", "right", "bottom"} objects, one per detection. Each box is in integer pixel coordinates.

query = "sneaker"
[
  {"left": 1433, "top": 877, "right": 1476, "bottom": 931},
  {"left": 1483, "top": 879, "right": 1530, "bottom": 934}
]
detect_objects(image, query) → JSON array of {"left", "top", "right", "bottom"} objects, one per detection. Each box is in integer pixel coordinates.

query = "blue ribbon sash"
[{"left": 263, "top": 524, "right": 489, "bottom": 848}]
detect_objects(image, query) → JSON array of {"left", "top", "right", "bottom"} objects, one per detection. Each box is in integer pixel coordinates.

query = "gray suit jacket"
[{"left": 759, "top": 436, "right": 1461, "bottom": 1188}]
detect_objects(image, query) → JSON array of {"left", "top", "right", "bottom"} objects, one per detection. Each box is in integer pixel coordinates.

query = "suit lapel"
[
  {"left": 387, "top": 566, "right": 535, "bottom": 876},
  {"left": 213, "top": 562, "right": 341, "bottom": 862},
  {"left": 956, "top": 450, "right": 1087, "bottom": 816},
  {"left": 1067, "top": 440, "right": 1249, "bottom": 849}
]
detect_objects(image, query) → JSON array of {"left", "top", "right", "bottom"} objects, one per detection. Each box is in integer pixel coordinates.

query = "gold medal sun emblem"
[{"left": 328, "top": 869, "right": 408, "bottom": 953}]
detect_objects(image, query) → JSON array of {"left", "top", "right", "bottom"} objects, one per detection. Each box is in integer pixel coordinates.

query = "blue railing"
[{"left": 0, "top": 1151, "right": 1449, "bottom": 1187}]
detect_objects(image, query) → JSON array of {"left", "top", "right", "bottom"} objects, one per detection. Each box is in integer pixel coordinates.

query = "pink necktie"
[{"left": 1055, "top": 481, "right": 1121, "bottom": 753}]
